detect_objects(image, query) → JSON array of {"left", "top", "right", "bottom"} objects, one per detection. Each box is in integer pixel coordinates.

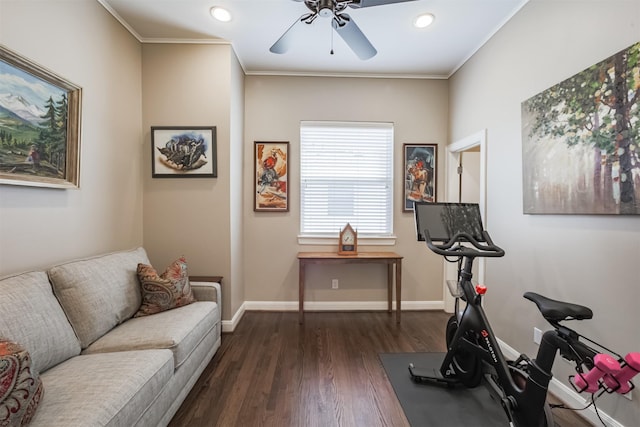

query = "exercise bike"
[{"left": 408, "top": 202, "right": 639, "bottom": 427}]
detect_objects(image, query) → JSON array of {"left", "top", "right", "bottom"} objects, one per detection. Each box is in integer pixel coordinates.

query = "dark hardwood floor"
[{"left": 169, "top": 311, "right": 592, "bottom": 427}]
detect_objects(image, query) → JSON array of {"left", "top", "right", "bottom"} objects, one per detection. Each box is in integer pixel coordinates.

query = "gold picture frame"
[{"left": 0, "top": 45, "right": 82, "bottom": 188}]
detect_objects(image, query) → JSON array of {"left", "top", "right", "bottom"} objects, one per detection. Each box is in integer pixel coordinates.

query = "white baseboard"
[
  {"left": 244, "top": 300, "right": 443, "bottom": 311},
  {"left": 221, "top": 302, "right": 245, "bottom": 333},
  {"left": 497, "top": 338, "right": 622, "bottom": 427},
  {"left": 221, "top": 300, "right": 444, "bottom": 332}
]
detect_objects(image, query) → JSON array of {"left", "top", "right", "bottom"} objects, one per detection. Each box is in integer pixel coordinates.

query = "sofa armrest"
[{"left": 189, "top": 276, "right": 221, "bottom": 304}]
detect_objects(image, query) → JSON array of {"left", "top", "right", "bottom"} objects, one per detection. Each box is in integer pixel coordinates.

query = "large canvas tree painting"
[{"left": 522, "top": 42, "right": 639, "bottom": 214}]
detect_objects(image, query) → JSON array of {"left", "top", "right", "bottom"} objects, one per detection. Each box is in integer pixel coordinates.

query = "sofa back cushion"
[
  {"left": 47, "top": 247, "right": 150, "bottom": 349},
  {"left": 0, "top": 271, "right": 81, "bottom": 373}
]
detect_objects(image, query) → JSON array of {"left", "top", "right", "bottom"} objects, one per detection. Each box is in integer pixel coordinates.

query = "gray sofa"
[{"left": 0, "top": 247, "right": 221, "bottom": 427}]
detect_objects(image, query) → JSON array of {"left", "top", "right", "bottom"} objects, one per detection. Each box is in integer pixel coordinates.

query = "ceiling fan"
[{"left": 270, "top": 0, "right": 416, "bottom": 60}]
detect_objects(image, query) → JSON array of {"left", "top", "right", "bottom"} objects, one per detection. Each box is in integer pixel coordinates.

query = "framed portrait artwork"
[
  {"left": 254, "top": 141, "right": 289, "bottom": 212},
  {"left": 151, "top": 126, "right": 217, "bottom": 178},
  {"left": 403, "top": 143, "right": 437, "bottom": 211},
  {"left": 0, "top": 45, "right": 82, "bottom": 188}
]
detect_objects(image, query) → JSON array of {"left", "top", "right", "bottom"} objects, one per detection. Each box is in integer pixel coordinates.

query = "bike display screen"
[{"left": 414, "top": 202, "right": 485, "bottom": 242}]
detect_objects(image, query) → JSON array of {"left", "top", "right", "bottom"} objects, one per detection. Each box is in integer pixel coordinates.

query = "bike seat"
[{"left": 523, "top": 292, "right": 593, "bottom": 322}]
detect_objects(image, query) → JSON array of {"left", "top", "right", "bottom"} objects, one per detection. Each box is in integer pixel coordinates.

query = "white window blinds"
[{"left": 300, "top": 121, "right": 394, "bottom": 236}]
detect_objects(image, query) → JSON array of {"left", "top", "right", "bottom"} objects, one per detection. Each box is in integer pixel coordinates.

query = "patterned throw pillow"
[
  {"left": 135, "top": 257, "right": 196, "bottom": 317},
  {"left": 0, "top": 339, "right": 44, "bottom": 426}
]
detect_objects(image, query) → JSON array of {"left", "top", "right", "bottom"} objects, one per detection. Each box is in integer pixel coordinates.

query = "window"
[{"left": 300, "top": 121, "right": 394, "bottom": 238}]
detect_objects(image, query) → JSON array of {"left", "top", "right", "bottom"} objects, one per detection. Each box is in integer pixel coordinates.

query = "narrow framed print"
[
  {"left": 0, "top": 45, "right": 82, "bottom": 188},
  {"left": 403, "top": 143, "right": 437, "bottom": 211},
  {"left": 151, "top": 126, "right": 217, "bottom": 178},
  {"left": 254, "top": 141, "right": 288, "bottom": 212}
]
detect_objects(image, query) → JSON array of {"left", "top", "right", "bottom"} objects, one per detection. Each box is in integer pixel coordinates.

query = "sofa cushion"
[
  {"left": 0, "top": 271, "right": 80, "bottom": 373},
  {"left": 47, "top": 247, "right": 150, "bottom": 349},
  {"left": 29, "top": 350, "right": 173, "bottom": 427},
  {"left": 0, "top": 339, "right": 44, "bottom": 426},
  {"left": 84, "top": 301, "right": 218, "bottom": 369},
  {"left": 135, "top": 257, "right": 196, "bottom": 317}
]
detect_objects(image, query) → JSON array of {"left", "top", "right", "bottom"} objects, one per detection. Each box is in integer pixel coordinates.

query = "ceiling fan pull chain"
[{"left": 330, "top": 22, "right": 335, "bottom": 55}]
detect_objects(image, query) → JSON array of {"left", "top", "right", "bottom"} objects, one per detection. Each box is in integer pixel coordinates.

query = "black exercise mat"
[{"left": 379, "top": 352, "right": 508, "bottom": 426}]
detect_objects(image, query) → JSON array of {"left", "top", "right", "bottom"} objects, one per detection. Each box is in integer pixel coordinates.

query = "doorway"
[{"left": 443, "top": 130, "right": 487, "bottom": 312}]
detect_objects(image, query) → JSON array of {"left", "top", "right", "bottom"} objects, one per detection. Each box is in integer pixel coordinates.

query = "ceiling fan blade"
[
  {"left": 270, "top": 14, "right": 310, "bottom": 54},
  {"left": 348, "top": 0, "right": 417, "bottom": 8},
  {"left": 331, "top": 13, "right": 377, "bottom": 60}
]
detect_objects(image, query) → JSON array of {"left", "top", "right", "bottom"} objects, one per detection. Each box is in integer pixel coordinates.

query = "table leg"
[
  {"left": 299, "top": 260, "right": 305, "bottom": 324},
  {"left": 396, "top": 259, "right": 402, "bottom": 323},
  {"left": 387, "top": 263, "right": 393, "bottom": 313}
]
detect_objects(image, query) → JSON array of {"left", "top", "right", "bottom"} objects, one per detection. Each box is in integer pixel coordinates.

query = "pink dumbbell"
[
  {"left": 572, "top": 354, "right": 621, "bottom": 393},
  {"left": 608, "top": 353, "right": 640, "bottom": 394}
]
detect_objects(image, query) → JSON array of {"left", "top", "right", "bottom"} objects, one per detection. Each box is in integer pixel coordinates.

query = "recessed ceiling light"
[
  {"left": 414, "top": 13, "right": 435, "bottom": 29},
  {"left": 210, "top": 6, "right": 232, "bottom": 22}
]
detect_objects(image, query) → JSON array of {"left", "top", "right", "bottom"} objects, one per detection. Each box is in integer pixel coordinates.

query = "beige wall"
[
  {"left": 229, "top": 52, "right": 245, "bottom": 319},
  {"left": 0, "top": 0, "right": 143, "bottom": 275},
  {"left": 4, "top": 3, "right": 637, "bottom": 422},
  {"left": 449, "top": 0, "right": 640, "bottom": 424},
  {"left": 243, "top": 76, "right": 449, "bottom": 306},
  {"left": 141, "top": 43, "right": 241, "bottom": 321}
]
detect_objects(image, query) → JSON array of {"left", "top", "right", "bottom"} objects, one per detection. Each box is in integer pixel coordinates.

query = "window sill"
[{"left": 297, "top": 235, "right": 397, "bottom": 246}]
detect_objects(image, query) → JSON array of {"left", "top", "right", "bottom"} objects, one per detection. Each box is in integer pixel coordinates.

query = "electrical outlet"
[
  {"left": 533, "top": 327, "right": 542, "bottom": 345},
  {"left": 331, "top": 279, "right": 339, "bottom": 289}
]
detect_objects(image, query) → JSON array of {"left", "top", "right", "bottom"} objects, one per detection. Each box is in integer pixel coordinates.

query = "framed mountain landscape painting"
[{"left": 0, "top": 45, "right": 82, "bottom": 188}]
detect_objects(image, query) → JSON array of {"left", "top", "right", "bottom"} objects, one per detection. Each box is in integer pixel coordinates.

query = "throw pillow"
[
  {"left": 135, "top": 256, "right": 196, "bottom": 317},
  {"left": 0, "top": 339, "right": 44, "bottom": 426}
]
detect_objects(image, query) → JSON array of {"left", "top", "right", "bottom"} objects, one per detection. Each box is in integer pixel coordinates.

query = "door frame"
[{"left": 443, "top": 129, "right": 487, "bottom": 312}]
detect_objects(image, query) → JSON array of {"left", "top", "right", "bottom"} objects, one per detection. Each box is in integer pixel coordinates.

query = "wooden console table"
[{"left": 297, "top": 252, "right": 403, "bottom": 324}]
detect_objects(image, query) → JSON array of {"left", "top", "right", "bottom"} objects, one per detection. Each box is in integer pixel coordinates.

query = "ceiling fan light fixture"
[
  {"left": 318, "top": 0, "right": 334, "bottom": 17},
  {"left": 414, "top": 13, "right": 435, "bottom": 29},
  {"left": 210, "top": 6, "right": 232, "bottom": 22}
]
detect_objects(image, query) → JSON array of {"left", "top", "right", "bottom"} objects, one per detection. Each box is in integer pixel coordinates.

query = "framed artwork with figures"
[
  {"left": 403, "top": 143, "right": 437, "bottom": 211},
  {"left": 254, "top": 141, "right": 289, "bottom": 212},
  {"left": 151, "top": 126, "right": 217, "bottom": 178}
]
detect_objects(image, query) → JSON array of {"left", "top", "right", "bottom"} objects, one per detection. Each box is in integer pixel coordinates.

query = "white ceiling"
[{"left": 98, "top": 0, "right": 528, "bottom": 78}]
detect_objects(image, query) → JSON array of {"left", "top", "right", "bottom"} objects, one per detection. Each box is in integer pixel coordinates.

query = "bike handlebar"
[{"left": 423, "top": 229, "right": 505, "bottom": 258}]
